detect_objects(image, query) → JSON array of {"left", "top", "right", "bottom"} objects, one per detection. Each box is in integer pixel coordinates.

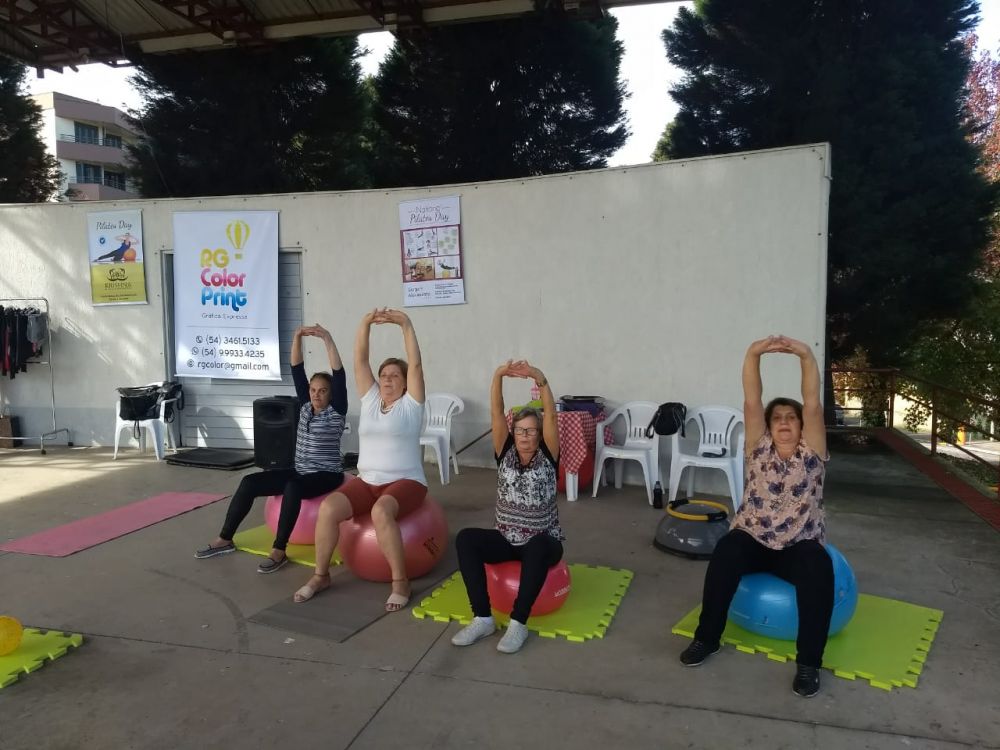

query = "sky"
[{"left": 24, "top": 2, "right": 1000, "bottom": 168}]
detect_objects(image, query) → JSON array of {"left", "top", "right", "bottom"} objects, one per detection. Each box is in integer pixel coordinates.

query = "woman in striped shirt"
[
  {"left": 195, "top": 324, "right": 348, "bottom": 573},
  {"left": 450, "top": 359, "right": 562, "bottom": 654}
]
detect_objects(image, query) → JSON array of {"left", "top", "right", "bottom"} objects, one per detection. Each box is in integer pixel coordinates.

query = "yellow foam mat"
[
  {"left": 413, "top": 564, "right": 633, "bottom": 643},
  {"left": 672, "top": 593, "right": 943, "bottom": 691},
  {"left": 0, "top": 628, "right": 84, "bottom": 689},
  {"left": 232, "top": 524, "right": 341, "bottom": 568}
]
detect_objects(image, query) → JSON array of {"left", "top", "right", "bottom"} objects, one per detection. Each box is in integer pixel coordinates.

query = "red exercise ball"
[
  {"left": 338, "top": 496, "right": 449, "bottom": 582},
  {"left": 557, "top": 449, "right": 594, "bottom": 493},
  {"left": 485, "top": 559, "right": 572, "bottom": 617},
  {"left": 264, "top": 494, "right": 326, "bottom": 546}
]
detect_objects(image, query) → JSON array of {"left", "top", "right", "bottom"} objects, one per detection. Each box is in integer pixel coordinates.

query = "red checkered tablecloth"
[{"left": 506, "top": 409, "right": 614, "bottom": 475}]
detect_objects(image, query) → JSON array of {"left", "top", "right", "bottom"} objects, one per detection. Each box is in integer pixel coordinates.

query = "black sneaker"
[
  {"left": 793, "top": 665, "right": 821, "bottom": 698},
  {"left": 679, "top": 639, "right": 720, "bottom": 667}
]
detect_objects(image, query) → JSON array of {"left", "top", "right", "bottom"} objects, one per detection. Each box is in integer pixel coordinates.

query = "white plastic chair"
[
  {"left": 668, "top": 405, "right": 745, "bottom": 511},
  {"left": 420, "top": 393, "right": 464, "bottom": 485},
  {"left": 592, "top": 401, "right": 661, "bottom": 505},
  {"left": 113, "top": 383, "right": 179, "bottom": 461}
]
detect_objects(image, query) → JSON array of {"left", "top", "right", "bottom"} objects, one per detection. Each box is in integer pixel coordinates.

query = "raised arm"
[
  {"left": 312, "top": 323, "right": 347, "bottom": 416},
  {"left": 780, "top": 336, "right": 827, "bottom": 457},
  {"left": 381, "top": 309, "right": 424, "bottom": 403},
  {"left": 517, "top": 361, "right": 558, "bottom": 462},
  {"left": 311, "top": 323, "right": 343, "bottom": 372},
  {"left": 491, "top": 362, "right": 512, "bottom": 456},
  {"left": 291, "top": 325, "right": 308, "bottom": 367},
  {"left": 742, "top": 338, "right": 772, "bottom": 452},
  {"left": 353, "top": 310, "right": 377, "bottom": 397},
  {"left": 291, "top": 325, "right": 311, "bottom": 403}
]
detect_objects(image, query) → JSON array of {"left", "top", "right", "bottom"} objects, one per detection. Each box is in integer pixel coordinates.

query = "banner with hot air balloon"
[
  {"left": 87, "top": 209, "right": 147, "bottom": 305},
  {"left": 399, "top": 195, "right": 465, "bottom": 307},
  {"left": 172, "top": 211, "right": 281, "bottom": 380}
]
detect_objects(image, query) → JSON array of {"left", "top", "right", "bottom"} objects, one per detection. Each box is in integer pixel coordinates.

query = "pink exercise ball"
[
  {"left": 264, "top": 494, "right": 326, "bottom": 546},
  {"left": 338, "top": 497, "right": 449, "bottom": 582},
  {"left": 485, "top": 559, "right": 572, "bottom": 617}
]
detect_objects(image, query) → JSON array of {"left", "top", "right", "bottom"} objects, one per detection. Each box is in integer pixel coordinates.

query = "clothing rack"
[{"left": 0, "top": 297, "right": 73, "bottom": 454}]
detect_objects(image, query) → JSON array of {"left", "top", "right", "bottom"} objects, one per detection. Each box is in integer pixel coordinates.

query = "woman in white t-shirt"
[{"left": 293, "top": 308, "right": 427, "bottom": 612}]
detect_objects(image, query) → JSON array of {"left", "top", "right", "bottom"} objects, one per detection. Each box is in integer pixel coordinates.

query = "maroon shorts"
[{"left": 337, "top": 477, "right": 427, "bottom": 518}]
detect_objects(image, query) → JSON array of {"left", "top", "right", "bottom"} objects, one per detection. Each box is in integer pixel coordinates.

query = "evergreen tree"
[
  {"left": 127, "top": 38, "right": 369, "bottom": 197},
  {"left": 658, "top": 0, "right": 996, "bottom": 363},
  {"left": 370, "top": 11, "right": 628, "bottom": 187},
  {"left": 0, "top": 57, "right": 61, "bottom": 202}
]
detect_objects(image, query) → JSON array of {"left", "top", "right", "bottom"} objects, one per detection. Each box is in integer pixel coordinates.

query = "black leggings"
[
  {"left": 694, "top": 529, "right": 834, "bottom": 668},
  {"left": 456, "top": 528, "right": 564, "bottom": 624},
  {"left": 219, "top": 469, "right": 344, "bottom": 551}
]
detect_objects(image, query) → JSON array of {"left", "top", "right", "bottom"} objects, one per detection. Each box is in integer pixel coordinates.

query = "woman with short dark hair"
[
  {"left": 195, "top": 324, "right": 347, "bottom": 573},
  {"left": 679, "top": 335, "right": 833, "bottom": 698},
  {"left": 450, "top": 359, "right": 562, "bottom": 654}
]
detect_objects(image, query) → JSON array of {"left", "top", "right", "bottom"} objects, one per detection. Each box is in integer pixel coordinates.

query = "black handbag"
[
  {"left": 118, "top": 385, "right": 162, "bottom": 422},
  {"left": 645, "top": 402, "right": 687, "bottom": 438}
]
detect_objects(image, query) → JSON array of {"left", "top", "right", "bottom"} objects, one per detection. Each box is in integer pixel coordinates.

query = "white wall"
[{"left": 0, "top": 143, "right": 831, "bottom": 488}]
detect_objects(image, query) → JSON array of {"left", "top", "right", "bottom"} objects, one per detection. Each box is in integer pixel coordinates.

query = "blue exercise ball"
[{"left": 727, "top": 543, "right": 858, "bottom": 641}]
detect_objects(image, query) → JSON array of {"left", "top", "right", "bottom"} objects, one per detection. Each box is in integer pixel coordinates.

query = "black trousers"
[
  {"left": 219, "top": 469, "right": 343, "bottom": 551},
  {"left": 456, "top": 528, "right": 564, "bottom": 624},
  {"left": 694, "top": 529, "right": 834, "bottom": 668}
]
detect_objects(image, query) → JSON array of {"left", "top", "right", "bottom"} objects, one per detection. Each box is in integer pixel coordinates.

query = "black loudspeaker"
[{"left": 253, "top": 396, "right": 300, "bottom": 469}]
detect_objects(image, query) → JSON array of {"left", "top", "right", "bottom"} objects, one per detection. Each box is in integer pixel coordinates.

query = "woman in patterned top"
[
  {"left": 451, "top": 359, "right": 562, "bottom": 654},
  {"left": 195, "top": 324, "right": 347, "bottom": 573},
  {"left": 679, "top": 335, "right": 834, "bottom": 698}
]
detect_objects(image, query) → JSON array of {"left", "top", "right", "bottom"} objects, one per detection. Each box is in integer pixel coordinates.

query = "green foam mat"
[
  {"left": 0, "top": 629, "right": 84, "bottom": 689},
  {"left": 413, "top": 564, "right": 634, "bottom": 642},
  {"left": 233, "top": 525, "right": 341, "bottom": 568},
  {"left": 671, "top": 593, "right": 943, "bottom": 691}
]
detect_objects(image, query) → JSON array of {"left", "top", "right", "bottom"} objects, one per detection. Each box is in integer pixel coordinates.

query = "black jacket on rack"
[{"left": 0, "top": 306, "right": 44, "bottom": 379}]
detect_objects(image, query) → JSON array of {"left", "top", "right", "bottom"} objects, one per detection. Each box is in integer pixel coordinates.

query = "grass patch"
[{"left": 934, "top": 453, "right": 999, "bottom": 497}]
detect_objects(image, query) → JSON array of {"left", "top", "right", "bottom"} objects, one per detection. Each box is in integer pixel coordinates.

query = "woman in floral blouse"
[
  {"left": 679, "top": 335, "right": 834, "bottom": 699},
  {"left": 450, "top": 359, "right": 562, "bottom": 655}
]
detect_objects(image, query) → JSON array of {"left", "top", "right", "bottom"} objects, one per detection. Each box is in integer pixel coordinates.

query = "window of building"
[
  {"left": 104, "top": 170, "right": 126, "bottom": 191},
  {"left": 74, "top": 122, "right": 100, "bottom": 145},
  {"left": 104, "top": 133, "right": 122, "bottom": 149},
  {"left": 75, "top": 163, "right": 102, "bottom": 184}
]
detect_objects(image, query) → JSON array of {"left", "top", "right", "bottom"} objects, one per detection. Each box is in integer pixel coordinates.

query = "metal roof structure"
[{"left": 0, "top": 0, "right": 656, "bottom": 72}]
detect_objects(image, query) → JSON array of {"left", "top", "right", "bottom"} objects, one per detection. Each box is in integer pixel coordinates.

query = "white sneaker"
[
  {"left": 451, "top": 616, "right": 496, "bottom": 646},
  {"left": 497, "top": 620, "right": 530, "bottom": 654}
]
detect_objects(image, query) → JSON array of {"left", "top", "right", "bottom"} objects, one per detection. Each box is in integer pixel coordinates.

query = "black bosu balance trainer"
[{"left": 653, "top": 497, "right": 730, "bottom": 559}]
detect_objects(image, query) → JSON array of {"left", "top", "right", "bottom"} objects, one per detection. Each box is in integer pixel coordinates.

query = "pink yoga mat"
[{"left": 0, "top": 492, "right": 225, "bottom": 557}]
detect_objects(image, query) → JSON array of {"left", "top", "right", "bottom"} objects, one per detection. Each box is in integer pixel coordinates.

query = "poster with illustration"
[
  {"left": 398, "top": 195, "right": 465, "bottom": 306},
  {"left": 87, "top": 209, "right": 147, "bottom": 305}
]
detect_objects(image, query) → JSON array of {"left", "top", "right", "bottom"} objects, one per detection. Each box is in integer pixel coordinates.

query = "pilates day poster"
[
  {"left": 399, "top": 195, "right": 465, "bottom": 307},
  {"left": 86, "top": 209, "right": 147, "bottom": 305}
]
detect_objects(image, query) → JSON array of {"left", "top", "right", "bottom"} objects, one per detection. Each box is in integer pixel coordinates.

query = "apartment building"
[{"left": 30, "top": 92, "right": 140, "bottom": 201}]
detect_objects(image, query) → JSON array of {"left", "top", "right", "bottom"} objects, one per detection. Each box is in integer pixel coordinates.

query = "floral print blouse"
[{"left": 730, "top": 432, "right": 827, "bottom": 549}]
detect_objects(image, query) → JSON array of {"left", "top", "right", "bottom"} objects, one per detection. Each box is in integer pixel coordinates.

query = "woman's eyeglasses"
[{"left": 513, "top": 427, "right": 540, "bottom": 437}]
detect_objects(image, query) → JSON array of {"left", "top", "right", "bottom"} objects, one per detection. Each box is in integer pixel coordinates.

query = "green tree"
[
  {"left": 658, "top": 0, "right": 996, "bottom": 364},
  {"left": 0, "top": 57, "right": 61, "bottom": 202},
  {"left": 126, "top": 38, "right": 369, "bottom": 197},
  {"left": 370, "top": 11, "right": 628, "bottom": 187},
  {"left": 899, "top": 34, "right": 1000, "bottom": 435}
]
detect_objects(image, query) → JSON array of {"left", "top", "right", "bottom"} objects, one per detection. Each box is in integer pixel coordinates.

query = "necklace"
[{"left": 380, "top": 399, "right": 395, "bottom": 414}]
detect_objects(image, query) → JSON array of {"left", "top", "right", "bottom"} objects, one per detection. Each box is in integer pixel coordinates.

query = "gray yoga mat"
[{"left": 248, "top": 545, "right": 459, "bottom": 643}]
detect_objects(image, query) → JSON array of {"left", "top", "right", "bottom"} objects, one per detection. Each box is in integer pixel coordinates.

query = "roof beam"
[
  {"left": 140, "top": 1, "right": 264, "bottom": 42},
  {"left": 1, "top": 0, "right": 130, "bottom": 68}
]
